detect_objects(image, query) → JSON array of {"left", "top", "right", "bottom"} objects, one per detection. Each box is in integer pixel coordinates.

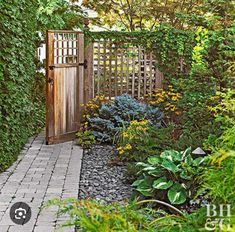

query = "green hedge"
[{"left": 0, "top": 0, "right": 45, "bottom": 172}]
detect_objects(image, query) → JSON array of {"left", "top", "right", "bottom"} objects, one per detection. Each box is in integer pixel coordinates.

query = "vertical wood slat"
[
  {"left": 108, "top": 39, "right": 112, "bottom": 99},
  {"left": 114, "top": 44, "right": 118, "bottom": 96},
  {"left": 62, "top": 33, "right": 64, "bottom": 63},
  {"left": 46, "top": 31, "right": 55, "bottom": 142},
  {"left": 103, "top": 40, "right": 107, "bottom": 96},
  {"left": 144, "top": 51, "right": 147, "bottom": 95},
  {"left": 78, "top": 33, "right": 84, "bottom": 119},
  {"left": 120, "top": 48, "right": 124, "bottom": 95},
  {"left": 138, "top": 46, "right": 141, "bottom": 99},
  {"left": 149, "top": 52, "right": 153, "bottom": 94},
  {"left": 97, "top": 40, "right": 101, "bottom": 95},
  {"left": 84, "top": 42, "right": 94, "bottom": 104},
  {"left": 126, "top": 48, "right": 129, "bottom": 94},
  {"left": 132, "top": 46, "right": 135, "bottom": 97}
]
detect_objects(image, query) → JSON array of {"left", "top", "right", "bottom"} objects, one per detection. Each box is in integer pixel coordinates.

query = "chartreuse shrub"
[
  {"left": 46, "top": 198, "right": 209, "bottom": 232},
  {"left": 117, "top": 120, "right": 173, "bottom": 162},
  {"left": 200, "top": 151, "right": 235, "bottom": 207},
  {"left": 46, "top": 198, "right": 160, "bottom": 231},
  {"left": 199, "top": 89, "right": 235, "bottom": 217},
  {"left": 0, "top": 0, "right": 44, "bottom": 172},
  {"left": 205, "top": 89, "right": 235, "bottom": 151},
  {"left": 132, "top": 148, "right": 205, "bottom": 205},
  {"left": 85, "top": 94, "right": 163, "bottom": 143}
]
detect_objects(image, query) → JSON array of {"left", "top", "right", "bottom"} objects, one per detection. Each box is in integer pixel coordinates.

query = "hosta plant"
[{"left": 132, "top": 147, "right": 206, "bottom": 205}]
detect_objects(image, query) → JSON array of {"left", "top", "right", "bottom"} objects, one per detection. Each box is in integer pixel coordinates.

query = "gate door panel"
[{"left": 46, "top": 31, "right": 84, "bottom": 144}]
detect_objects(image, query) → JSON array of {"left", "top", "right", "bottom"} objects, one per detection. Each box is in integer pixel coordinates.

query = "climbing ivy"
[
  {"left": 0, "top": 0, "right": 44, "bottom": 172},
  {"left": 85, "top": 26, "right": 195, "bottom": 83}
]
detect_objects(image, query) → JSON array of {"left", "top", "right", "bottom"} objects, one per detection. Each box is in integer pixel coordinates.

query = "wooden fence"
[{"left": 92, "top": 39, "right": 163, "bottom": 100}]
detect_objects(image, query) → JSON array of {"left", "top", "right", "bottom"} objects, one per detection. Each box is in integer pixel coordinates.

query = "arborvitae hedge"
[{"left": 0, "top": 0, "right": 44, "bottom": 171}]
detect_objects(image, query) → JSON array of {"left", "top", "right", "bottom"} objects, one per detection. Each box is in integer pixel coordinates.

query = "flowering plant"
[{"left": 146, "top": 86, "right": 182, "bottom": 122}]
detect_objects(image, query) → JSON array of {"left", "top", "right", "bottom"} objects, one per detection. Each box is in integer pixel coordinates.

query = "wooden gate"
[{"left": 46, "top": 30, "right": 85, "bottom": 144}]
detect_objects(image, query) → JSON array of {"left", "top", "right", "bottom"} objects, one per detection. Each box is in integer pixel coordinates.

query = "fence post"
[{"left": 84, "top": 19, "right": 94, "bottom": 103}]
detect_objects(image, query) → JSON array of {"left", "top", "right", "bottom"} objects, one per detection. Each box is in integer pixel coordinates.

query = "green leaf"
[
  {"left": 132, "top": 179, "right": 144, "bottom": 187},
  {"left": 185, "top": 154, "right": 194, "bottom": 165},
  {"left": 160, "top": 150, "right": 181, "bottom": 162},
  {"left": 181, "top": 147, "right": 192, "bottom": 160},
  {"left": 142, "top": 166, "right": 156, "bottom": 171},
  {"left": 148, "top": 156, "right": 161, "bottom": 165},
  {"left": 193, "top": 157, "right": 205, "bottom": 166},
  {"left": 161, "top": 159, "right": 179, "bottom": 173},
  {"left": 136, "top": 188, "right": 153, "bottom": 197},
  {"left": 148, "top": 169, "right": 162, "bottom": 177},
  {"left": 180, "top": 170, "right": 192, "bottom": 180},
  {"left": 132, "top": 176, "right": 153, "bottom": 196},
  {"left": 168, "top": 183, "right": 187, "bottom": 205},
  {"left": 153, "top": 177, "right": 173, "bottom": 190}
]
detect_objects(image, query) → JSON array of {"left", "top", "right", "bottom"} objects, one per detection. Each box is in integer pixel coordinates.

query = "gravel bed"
[{"left": 78, "top": 145, "right": 133, "bottom": 202}]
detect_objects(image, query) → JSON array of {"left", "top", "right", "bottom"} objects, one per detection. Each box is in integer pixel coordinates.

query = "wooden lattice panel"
[
  {"left": 93, "top": 39, "right": 163, "bottom": 99},
  {"left": 53, "top": 32, "right": 79, "bottom": 65}
]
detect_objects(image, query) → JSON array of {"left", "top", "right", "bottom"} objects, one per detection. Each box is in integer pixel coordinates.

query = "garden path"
[{"left": 0, "top": 132, "right": 82, "bottom": 232}]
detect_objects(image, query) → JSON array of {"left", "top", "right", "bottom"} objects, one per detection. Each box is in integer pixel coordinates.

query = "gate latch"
[{"left": 79, "top": 59, "right": 87, "bottom": 69}]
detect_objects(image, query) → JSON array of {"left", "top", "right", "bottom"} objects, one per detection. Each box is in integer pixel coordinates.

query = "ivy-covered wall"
[{"left": 0, "top": 0, "right": 44, "bottom": 171}]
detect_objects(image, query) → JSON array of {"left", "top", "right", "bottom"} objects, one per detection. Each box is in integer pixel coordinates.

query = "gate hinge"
[
  {"left": 79, "top": 59, "right": 87, "bottom": 69},
  {"left": 49, "top": 65, "right": 55, "bottom": 70}
]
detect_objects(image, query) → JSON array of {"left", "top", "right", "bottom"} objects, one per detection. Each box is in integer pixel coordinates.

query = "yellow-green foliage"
[
  {"left": 45, "top": 198, "right": 158, "bottom": 232},
  {"left": 200, "top": 150, "right": 235, "bottom": 209},
  {"left": 146, "top": 85, "right": 182, "bottom": 121},
  {"left": 118, "top": 120, "right": 173, "bottom": 162}
]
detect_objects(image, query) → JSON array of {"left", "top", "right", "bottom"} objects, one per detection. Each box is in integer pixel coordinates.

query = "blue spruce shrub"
[{"left": 89, "top": 94, "right": 164, "bottom": 142}]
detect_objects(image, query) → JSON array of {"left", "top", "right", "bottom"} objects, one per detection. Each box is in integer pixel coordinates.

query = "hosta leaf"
[
  {"left": 136, "top": 188, "right": 153, "bottom": 196},
  {"left": 193, "top": 157, "right": 205, "bottom": 166},
  {"left": 161, "top": 159, "right": 179, "bottom": 173},
  {"left": 168, "top": 184, "right": 187, "bottom": 205},
  {"left": 148, "top": 156, "right": 161, "bottom": 165},
  {"left": 153, "top": 177, "right": 173, "bottom": 190},
  {"left": 132, "top": 178, "right": 153, "bottom": 197},
  {"left": 180, "top": 170, "right": 192, "bottom": 180},
  {"left": 160, "top": 150, "right": 182, "bottom": 162},
  {"left": 181, "top": 147, "right": 192, "bottom": 160},
  {"left": 142, "top": 166, "right": 156, "bottom": 171},
  {"left": 132, "top": 179, "right": 144, "bottom": 187},
  {"left": 148, "top": 169, "right": 162, "bottom": 177},
  {"left": 136, "top": 162, "right": 149, "bottom": 167},
  {"left": 185, "top": 154, "right": 193, "bottom": 165}
]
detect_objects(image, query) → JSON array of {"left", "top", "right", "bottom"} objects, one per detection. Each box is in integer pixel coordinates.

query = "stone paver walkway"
[{"left": 0, "top": 132, "right": 83, "bottom": 232}]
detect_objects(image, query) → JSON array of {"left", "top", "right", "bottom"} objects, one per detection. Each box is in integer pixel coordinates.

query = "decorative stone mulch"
[{"left": 78, "top": 145, "right": 133, "bottom": 202}]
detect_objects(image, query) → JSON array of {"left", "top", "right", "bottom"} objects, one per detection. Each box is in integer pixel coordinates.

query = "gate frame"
[{"left": 45, "top": 30, "right": 94, "bottom": 145}]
